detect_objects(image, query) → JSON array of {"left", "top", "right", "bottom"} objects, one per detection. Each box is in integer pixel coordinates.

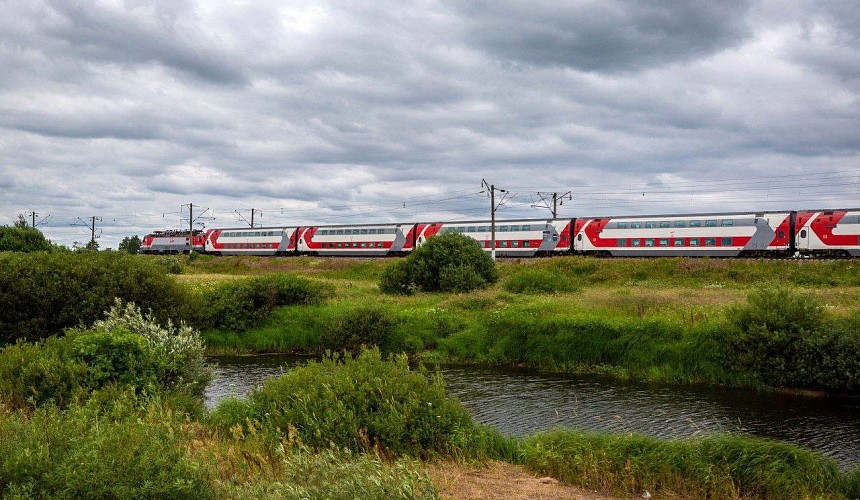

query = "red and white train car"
[
  {"left": 141, "top": 230, "right": 206, "bottom": 254},
  {"left": 572, "top": 211, "right": 793, "bottom": 257},
  {"left": 430, "top": 219, "right": 571, "bottom": 257},
  {"left": 296, "top": 223, "right": 408, "bottom": 256},
  {"left": 795, "top": 210, "right": 860, "bottom": 257},
  {"left": 205, "top": 227, "right": 297, "bottom": 256}
]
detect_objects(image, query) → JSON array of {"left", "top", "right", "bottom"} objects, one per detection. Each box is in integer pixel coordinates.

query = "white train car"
[
  {"left": 572, "top": 212, "right": 793, "bottom": 257},
  {"left": 205, "top": 227, "right": 297, "bottom": 256},
  {"left": 796, "top": 209, "right": 860, "bottom": 257},
  {"left": 296, "top": 223, "right": 408, "bottom": 256},
  {"left": 432, "top": 218, "right": 572, "bottom": 257}
]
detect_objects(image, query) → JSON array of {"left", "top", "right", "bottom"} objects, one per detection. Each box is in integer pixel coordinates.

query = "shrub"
[
  {"left": 199, "top": 274, "right": 329, "bottom": 331},
  {"left": 0, "top": 393, "right": 214, "bottom": 499},
  {"left": 0, "top": 303, "right": 211, "bottom": 409},
  {"left": 0, "top": 226, "right": 53, "bottom": 252},
  {"left": 504, "top": 268, "right": 579, "bottom": 294},
  {"left": 213, "top": 348, "right": 473, "bottom": 456},
  {"left": 722, "top": 288, "right": 860, "bottom": 390},
  {"left": 520, "top": 429, "right": 844, "bottom": 499},
  {"left": 379, "top": 260, "right": 414, "bottom": 295},
  {"left": 0, "top": 252, "right": 188, "bottom": 342},
  {"left": 154, "top": 256, "right": 185, "bottom": 274},
  {"left": 321, "top": 306, "right": 395, "bottom": 354},
  {"left": 379, "top": 232, "right": 497, "bottom": 294}
]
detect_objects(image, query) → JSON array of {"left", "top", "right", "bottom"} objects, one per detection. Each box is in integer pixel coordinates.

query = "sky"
[{"left": 1, "top": 0, "right": 859, "bottom": 248}]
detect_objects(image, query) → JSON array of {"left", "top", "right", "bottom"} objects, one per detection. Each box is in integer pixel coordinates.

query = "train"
[{"left": 140, "top": 208, "right": 860, "bottom": 258}]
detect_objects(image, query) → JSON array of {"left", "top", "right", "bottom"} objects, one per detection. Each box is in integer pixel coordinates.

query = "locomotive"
[{"left": 140, "top": 208, "right": 860, "bottom": 258}]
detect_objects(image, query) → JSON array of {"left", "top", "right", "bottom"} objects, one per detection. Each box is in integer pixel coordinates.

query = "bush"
[
  {"left": 520, "top": 429, "right": 845, "bottom": 499},
  {"left": 0, "top": 393, "right": 214, "bottom": 499},
  {"left": 199, "top": 274, "right": 330, "bottom": 332},
  {"left": 154, "top": 256, "right": 185, "bottom": 274},
  {"left": 0, "top": 302, "right": 211, "bottom": 409},
  {"left": 0, "top": 252, "right": 188, "bottom": 342},
  {"left": 0, "top": 226, "right": 53, "bottom": 252},
  {"left": 504, "top": 268, "right": 579, "bottom": 294},
  {"left": 379, "top": 232, "right": 497, "bottom": 294},
  {"left": 723, "top": 288, "right": 860, "bottom": 390},
  {"left": 212, "top": 348, "right": 473, "bottom": 456},
  {"left": 321, "top": 306, "right": 395, "bottom": 354}
]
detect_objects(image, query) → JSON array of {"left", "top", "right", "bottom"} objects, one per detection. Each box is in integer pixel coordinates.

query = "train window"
[
  {"left": 673, "top": 221, "right": 686, "bottom": 228},
  {"left": 478, "top": 226, "right": 488, "bottom": 232},
  {"left": 512, "top": 241, "right": 519, "bottom": 248},
  {"left": 674, "top": 239, "right": 683, "bottom": 247},
  {"left": 336, "top": 230, "right": 343, "bottom": 235},
  {"left": 778, "top": 231, "right": 785, "bottom": 239},
  {"left": 659, "top": 239, "right": 668, "bottom": 246},
  {"left": 361, "top": 229, "right": 368, "bottom": 235},
  {"left": 690, "top": 221, "right": 702, "bottom": 227},
  {"left": 254, "top": 232, "right": 261, "bottom": 237},
  {"left": 631, "top": 222, "right": 642, "bottom": 229},
  {"left": 319, "top": 230, "right": 327, "bottom": 235},
  {"left": 645, "top": 222, "right": 656, "bottom": 228},
  {"left": 721, "top": 220, "right": 734, "bottom": 227},
  {"left": 522, "top": 225, "right": 531, "bottom": 231},
  {"left": 511, "top": 225, "right": 520, "bottom": 231},
  {"left": 632, "top": 239, "right": 641, "bottom": 247},
  {"left": 552, "top": 234, "right": 558, "bottom": 241},
  {"left": 523, "top": 241, "right": 529, "bottom": 247},
  {"left": 368, "top": 229, "right": 376, "bottom": 235},
  {"left": 705, "top": 220, "right": 717, "bottom": 227},
  {"left": 467, "top": 226, "right": 476, "bottom": 232},
  {"left": 616, "top": 222, "right": 627, "bottom": 229},
  {"left": 800, "top": 229, "right": 807, "bottom": 238},
  {"left": 499, "top": 241, "right": 507, "bottom": 248},
  {"left": 499, "top": 226, "right": 509, "bottom": 231},
  {"left": 617, "top": 239, "right": 626, "bottom": 247},
  {"left": 659, "top": 222, "right": 671, "bottom": 228},
  {"left": 721, "top": 238, "right": 732, "bottom": 246},
  {"left": 577, "top": 234, "right": 582, "bottom": 241},
  {"left": 645, "top": 239, "right": 655, "bottom": 247},
  {"left": 689, "top": 238, "right": 699, "bottom": 246},
  {"left": 705, "top": 238, "right": 716, "bottom": 246}
]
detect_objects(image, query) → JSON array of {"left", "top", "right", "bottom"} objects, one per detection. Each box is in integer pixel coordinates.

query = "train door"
[{"left": 797, "top": 226, "right": 810, "bottom": 251}]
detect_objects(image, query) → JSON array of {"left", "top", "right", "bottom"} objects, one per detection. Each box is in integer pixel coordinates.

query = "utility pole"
[
  {"left": 181, "top": 203, "right": 211, "bottom": 254},
  {"left": 481, "top": 179, "right": 510, "bottom": 260},
  {"left": 29, "top": 211, "right": 37, "bottom": 228},
  {"left": 73, "top": 216, "right": 102, "bottom": 250},
  {"left": 533, "top": 191, "right": 572, "bottom": 218},
  {"left": 233, "top": 208, "right": 261, "bottom": 228}
]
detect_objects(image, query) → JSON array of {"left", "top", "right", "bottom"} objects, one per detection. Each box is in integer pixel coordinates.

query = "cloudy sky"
[{"left": 1, "top": 0, "right": 858, "bottom": 247}]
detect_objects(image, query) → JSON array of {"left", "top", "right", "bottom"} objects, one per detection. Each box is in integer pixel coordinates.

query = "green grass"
[{"left": 520, "top": 429, "right": 855, "bottom": 499}]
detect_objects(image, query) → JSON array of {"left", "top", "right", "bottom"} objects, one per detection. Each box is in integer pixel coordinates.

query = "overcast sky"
[{"left": 1, "top": 0, "right": 859, "bottom": 247}]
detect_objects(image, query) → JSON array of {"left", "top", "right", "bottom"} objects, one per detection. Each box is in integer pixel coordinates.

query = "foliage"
[
  {"left": 320, "top": 306, "right": 396, "bottom": 354},
  {"left": 0, "top": 303, "right": 210, "bottom": 409},
  {"left": 218, "top": 447, "right": 437, "bottom": 499},
  {"left": 210, "top": 348, "right": 473, "bottom": 456},
  {"left": 380, "top": 232, "right": 498, "bottom": 294},
  {"left": 0, "top": 226, "right": 53, "bottom": 253},
  {"left": 197, "top": 274, "right": 330, "bottom": 332},
  {"left": 0, "top": 251, "right": 188, "bottom": 342},
  {"left": 504, "top": 268, "right": 579, "bottom": 294},
  {"left": 723, "top": 288, "right": 860, "bottom": 390},
  {"left": 520, "top": 429, "right": 847, "bottom": 499},
  {"left": 0, "top": 393, "right": 213, "bottom": 499},
  {"left": 13, "top": 214, "right": 28, "bottom": 229},
  {"left": 118, "top": 235, "right": 142, "bottom": 254}
]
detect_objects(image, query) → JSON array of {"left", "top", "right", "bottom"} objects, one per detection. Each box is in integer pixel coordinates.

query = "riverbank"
[{"left": 180, "top": 255, "right": 860, "bottom": 394}]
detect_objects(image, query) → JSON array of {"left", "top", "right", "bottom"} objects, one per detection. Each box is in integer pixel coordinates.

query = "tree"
[
  {"left": 379, "top": 231, "right": 498, "bottom": 294},
  {"left": 0, "top": 225, "right": 52, "bottom": 252},
  {"left": 85, "top": 239, "right": 100, "bottom": 251},
  {"left": 14, "top": 214, "right": 28, "bottom": 229},
  {"left": 118, "top": 235, "right": 142, "bottom": 254}
]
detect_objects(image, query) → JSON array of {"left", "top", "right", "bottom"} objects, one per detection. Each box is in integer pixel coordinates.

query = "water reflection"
[{"left": 206, "top": 355, "right": 860, "bottom": 468}]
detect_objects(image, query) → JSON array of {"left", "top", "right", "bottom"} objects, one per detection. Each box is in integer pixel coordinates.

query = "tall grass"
[{"left": 520, "top": 429, "right": 850, "bottom": 499}]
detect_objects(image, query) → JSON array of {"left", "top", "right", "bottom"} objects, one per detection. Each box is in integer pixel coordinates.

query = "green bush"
[
  {"left": 723, "top": 288, "right": 860, "bottom": 390},
  {"left": 212, "top": 348, "right": 473, "bottom": 456},
  {"left": 154, "top": 256, "right": 185, "bottom": 274},
  {"left": 504, "top": 268, "right": 579, "bottom": 294},
  {"left": 520, "top": 429, "right": 845, "bottom": 499},
  {"left": 199, "top": 274, "right": 329, "bottom": 332},
  {"left": 0, "top": 226, "right": 53, "bottom": 252},
  {"left": 321, "top": 306, "right": 395, "bottom": 354},
  {"left": 379, "top": 260, "right": 415, "bottom": 295},
  {"left": 0, "top": 252, "right": 188, "bottom": 342},
  {"left": 0, "top": 393, "right": 213, "bottom": 499},
  {"left": 0, "top": 303, "right": 211, "bottom": 409},
  {"left": 380, "top": 232, "right": 497, "bottom": 294}
]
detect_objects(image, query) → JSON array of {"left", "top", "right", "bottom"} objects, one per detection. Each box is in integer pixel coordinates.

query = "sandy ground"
[{"left": 426, "top": 461, "right": 615, "bottom": 500}]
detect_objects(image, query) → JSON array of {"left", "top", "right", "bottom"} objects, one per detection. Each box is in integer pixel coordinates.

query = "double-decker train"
[{"left": 140, "top": 208, "right": 860, "bottom": 258}]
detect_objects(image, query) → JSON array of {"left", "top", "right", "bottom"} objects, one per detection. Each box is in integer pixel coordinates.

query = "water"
[{"left": 206, "top": 355, "right": 860, "bottom": 468}]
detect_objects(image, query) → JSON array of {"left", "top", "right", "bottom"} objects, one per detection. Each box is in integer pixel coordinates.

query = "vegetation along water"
[{"left": 1, "top": 229, "right": 859, "bottom": 498}]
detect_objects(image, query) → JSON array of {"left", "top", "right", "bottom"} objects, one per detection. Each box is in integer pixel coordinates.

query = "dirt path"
[{"left": 426, "top": 461, "right": 615, "bottom": 500}]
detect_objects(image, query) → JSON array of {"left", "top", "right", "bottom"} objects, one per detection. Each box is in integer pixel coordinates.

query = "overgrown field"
[{"left": 181, "top": 255, "right": 860, "bottom": 393}]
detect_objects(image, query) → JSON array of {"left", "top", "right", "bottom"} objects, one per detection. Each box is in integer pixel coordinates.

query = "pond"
[{"left": 206, "top": 355, "right": 860, "bottom": 468}]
